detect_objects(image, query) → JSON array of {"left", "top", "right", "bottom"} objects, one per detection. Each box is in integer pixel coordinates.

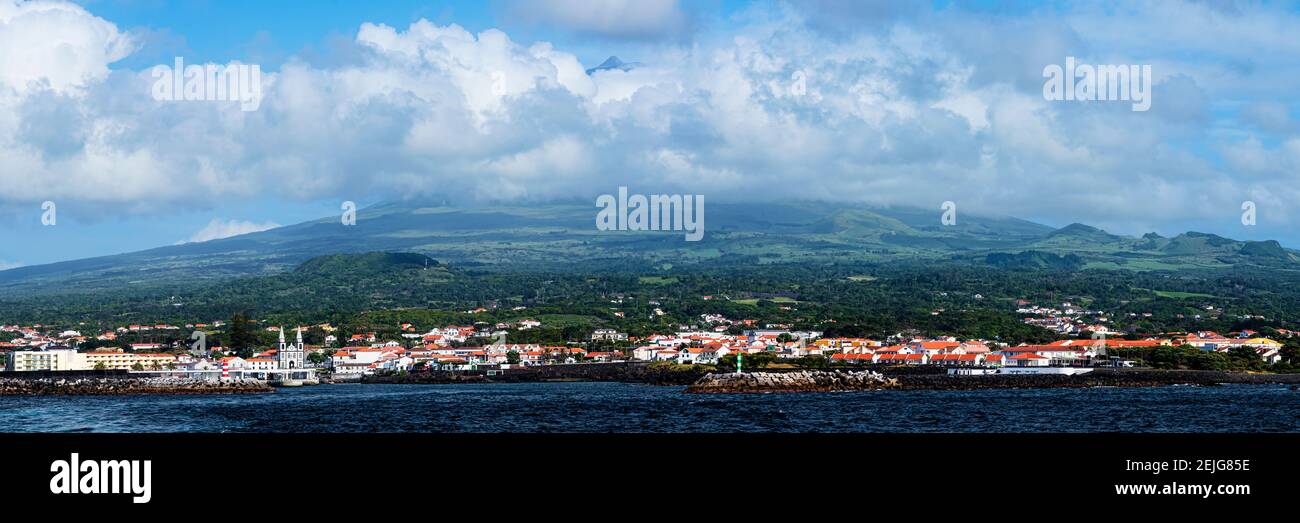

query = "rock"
[
  {"left": 0, "top": 376, "right": 273, "bottom": 395},
  {"left": 684, "top": 370, "right": 896, "bottom": 394}
]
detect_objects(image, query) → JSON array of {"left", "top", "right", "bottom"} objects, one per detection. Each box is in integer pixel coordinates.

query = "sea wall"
[
  {"left": 686, "top": 370, "right": 898, "bottom": 393},
  {"left": 0, "top": 376, "right": 273, "bottom": 395},
  {"left": 893, "top": 368, "right": 1300, "bottom": 390}
]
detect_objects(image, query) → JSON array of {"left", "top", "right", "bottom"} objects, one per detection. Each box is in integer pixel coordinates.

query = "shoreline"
[
  {"left": 891, "top": 368, "right": 1300, "bottom": 391},
  {"left": 0, "top": 376, "right": 273, "bottom": 395},
  {"left": 363, "top": 363, "right": 1300, "bottom": 392},
  {"left": 4, "top": 366, "right": 1298, "bottom": 395}
]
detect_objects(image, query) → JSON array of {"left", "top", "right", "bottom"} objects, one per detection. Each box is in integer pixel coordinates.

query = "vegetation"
[
  {"left": 8, "top": 249, "right": 1300, "bottom": 359},
  {"left": 1108, "top": 345, "right": 1276, "bottom": 372}
]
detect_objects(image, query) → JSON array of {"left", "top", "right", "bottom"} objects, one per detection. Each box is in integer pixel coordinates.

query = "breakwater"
[
  {"left": 361, "top": 362, "right": 1300, "bottom": 391},
  {"left": 686, "top": 370, "right": 898, "bottom": 393},
  {"left": 892, "top": 368, "right": 1300, "bottom": 391},
  {"left": 0, "top": 375, "right": 273, "bottom": 395},
  {"left": 684, "top": 368, "right": 1300, "bottom": 393}
]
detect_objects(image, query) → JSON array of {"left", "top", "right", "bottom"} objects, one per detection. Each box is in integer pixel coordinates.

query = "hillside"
[{"left": 0, "top": 200, "right": 1297, "bottom": 296}]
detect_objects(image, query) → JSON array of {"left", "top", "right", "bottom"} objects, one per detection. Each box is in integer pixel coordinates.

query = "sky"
[{"left": 1, "top": 0, "right": 1300, "bottom": 269}]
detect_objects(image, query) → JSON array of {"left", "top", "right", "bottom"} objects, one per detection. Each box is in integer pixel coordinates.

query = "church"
[{"left": 277, "top": 326, "right": 306, "bottom": 369}]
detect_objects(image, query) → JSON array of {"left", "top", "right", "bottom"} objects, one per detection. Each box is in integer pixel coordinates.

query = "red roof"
[{"left": 930, "top": 354, "right": 980, "bottom": 361}]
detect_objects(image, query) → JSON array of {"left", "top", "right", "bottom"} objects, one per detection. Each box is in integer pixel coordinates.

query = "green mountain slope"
[{"left": 0, "top": 200, "right": 1296, "bottom": 295}]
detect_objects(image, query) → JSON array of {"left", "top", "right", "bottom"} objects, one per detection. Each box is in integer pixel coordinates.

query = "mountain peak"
[
  {"left": 1050, "top": 223, "right": 1104, "bottom": 236},
  {"left": 586, "top": 56, "right": 640, "bottom": 75}
]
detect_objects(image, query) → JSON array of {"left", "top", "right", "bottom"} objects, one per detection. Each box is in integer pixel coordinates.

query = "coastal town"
[{"left": 1, "top": 303, "right": 1291, "bottom": 380}]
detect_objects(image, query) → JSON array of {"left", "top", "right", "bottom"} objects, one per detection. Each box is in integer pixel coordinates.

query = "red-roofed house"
[{"left": 1009, "top": 353, "right": 1048, "bottom": 367}]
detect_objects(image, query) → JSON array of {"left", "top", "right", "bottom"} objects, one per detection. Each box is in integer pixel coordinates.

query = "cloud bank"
[{"left": 0, "top": 0, "right": 1298, "bottom": 242}]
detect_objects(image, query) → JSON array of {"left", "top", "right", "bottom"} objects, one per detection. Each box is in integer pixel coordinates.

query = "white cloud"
[
  {"left": 181, "top": 219, "right": 280, "bottom": 244},
  {"left": 0, "top": 259, "right": 22, "bottom": 271},
  {"left": 0, "top": 0, "right": 1298, "bottom": 242},
  {"left": 0, "top": 0, "right": 134, "bottom": 94}
]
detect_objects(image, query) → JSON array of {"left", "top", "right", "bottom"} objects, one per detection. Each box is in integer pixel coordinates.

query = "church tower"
[{"left": 277, "top": 326, "right": 305, "bottom": 369}]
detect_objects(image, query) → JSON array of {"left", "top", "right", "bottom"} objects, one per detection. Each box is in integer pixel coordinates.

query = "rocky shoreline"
[
  {"left": 0, "top": 376, "right": 273, "bottom": 395},
  {"left": 360, "top": 362, "right": 1300, "bottom": 392},
  {"left": 892, "top": 368, "right": 1300, "bottom": 390},
  {"left": 684, "top": 368, "right": 1300, "bottom": 393},
  {"left": 686, "top": 370, "right": 899, "bottom": 393}
]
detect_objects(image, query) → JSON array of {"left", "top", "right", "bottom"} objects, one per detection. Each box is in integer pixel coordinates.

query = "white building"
[
  {"left": 6, "top": 348, "right": 82, "bottom": 371},
  {"left": 278, "top": 326, "right": 306, "bottom": 369}
]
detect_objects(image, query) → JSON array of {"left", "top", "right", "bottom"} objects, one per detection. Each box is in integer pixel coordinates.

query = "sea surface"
[{"left": 2, "top": 382, "right": 1297, "bottom": 432}]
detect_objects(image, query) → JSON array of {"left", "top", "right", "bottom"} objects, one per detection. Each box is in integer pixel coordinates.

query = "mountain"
[
  {"left": 1, "top": 200, "right": 1297, "bottom": 295},
  {"left": 294, "top": 252, "right": 440, "bottom": 275},
  {"left": 585, "top": 56, "right": 640, "bottom": 75},
  {"left": 985, "top": 251, "right": 1084, "bottom": 271}
]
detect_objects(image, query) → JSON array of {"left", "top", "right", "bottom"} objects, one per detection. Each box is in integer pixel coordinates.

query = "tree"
[
  {"left": 1280, "top": 340, "right": 1300, "bottom": 365},
  {"left": 307, "top": 352, "right": 327, "bottom": 366},
  {"left": 794, "top": 355, "right": 828, "bottom": 369},
  {"left": 228, "top": 312, "right": 256, "bottom": 358},
  {"left": 1226, "top": 346, "right": 1263, "bottom": 370},
  {"left": 506, "top": 350, "right": 521, "bottom": 364},
  {"left": 335, "top": 323, "right": 353, "bottom": 348},
  {"left": 715, "top": 352, "right": 776, "bottom": 372}
]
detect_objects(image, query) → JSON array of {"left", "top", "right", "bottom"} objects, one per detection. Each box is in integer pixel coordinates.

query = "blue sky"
[{"left": 2, "top": 0, "right": 1300, "bottom": 268}]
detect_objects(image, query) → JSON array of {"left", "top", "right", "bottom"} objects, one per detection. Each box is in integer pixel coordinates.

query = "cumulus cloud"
[
  {"left": 0, "top": 0, "right": 1298, "bottom": 242},
  {"left": 181, "top": 218, "right": 280, "bottom": 244},
  {"left": 0, "top": 0, "right": 134, "bottom": 94}
]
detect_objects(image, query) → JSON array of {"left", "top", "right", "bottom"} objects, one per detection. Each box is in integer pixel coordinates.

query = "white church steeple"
[{"left": 277, "top": 326, "right": 305, "bottom": 369}]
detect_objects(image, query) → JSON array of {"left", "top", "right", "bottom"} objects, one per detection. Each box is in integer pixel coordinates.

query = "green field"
[
  {"left": 1152, "top": 290, "right": 1217, "bottom": 299},
  {"left": 734, "top": 296, "right": 799, "bottom": 306}
]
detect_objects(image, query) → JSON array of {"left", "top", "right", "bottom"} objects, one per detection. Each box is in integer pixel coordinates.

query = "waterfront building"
[
  {"left": 245, "top": 358, "right": 277, "bottom": 371},
  {"left": 1008, "top": 353, "right": 1049, "bottom": 367},
  {"left": 84, "top": 351, "right": 176, "bottom": 370},
  {"left": 5, "top": 348, "right": 176, "bottom": 371},
  {"left": 7, "top": 347, "right": 81, "bottom": 371}
]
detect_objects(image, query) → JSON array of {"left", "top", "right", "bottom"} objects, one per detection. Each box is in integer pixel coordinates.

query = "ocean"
[{"left": 2, "top": 382, "right": 1296, "bottom": 432}]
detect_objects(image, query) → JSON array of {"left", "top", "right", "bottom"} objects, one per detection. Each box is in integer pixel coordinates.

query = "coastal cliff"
[
  {"left": 686, "top": 370, "right": 899, "bottom": 393},
  {"left": 0, "top": 376, "right": 273, "bottom": 395}
]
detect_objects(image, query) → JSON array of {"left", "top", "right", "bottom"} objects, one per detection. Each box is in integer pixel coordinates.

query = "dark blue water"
[{"left": 2, "top": 383, "right": 1296, "bottom": 432}]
